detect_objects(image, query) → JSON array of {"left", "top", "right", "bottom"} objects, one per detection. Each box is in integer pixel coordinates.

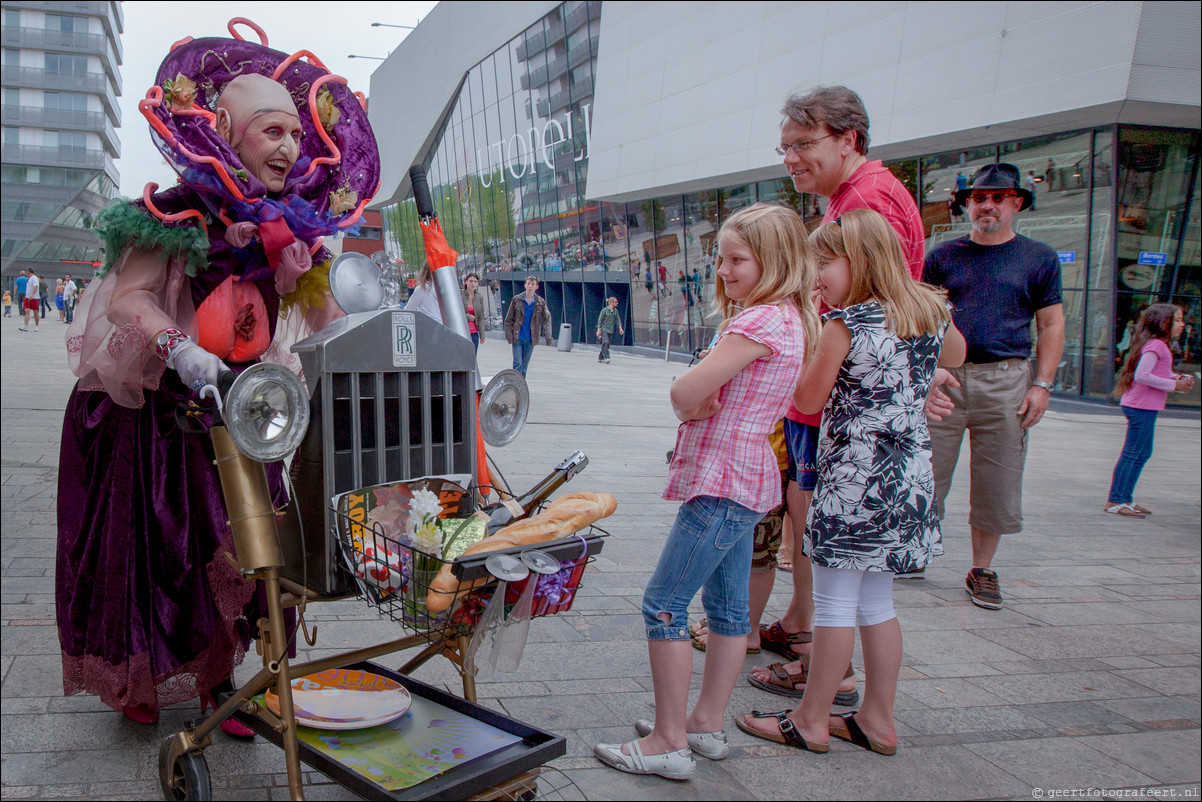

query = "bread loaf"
[{"left": 424, "top": 491, "right": 618, "bottom": 614}]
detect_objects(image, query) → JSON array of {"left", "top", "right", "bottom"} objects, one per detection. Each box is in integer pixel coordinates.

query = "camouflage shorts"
[{"left": 751, "top": 471, "right": 790, "bottom": 573}]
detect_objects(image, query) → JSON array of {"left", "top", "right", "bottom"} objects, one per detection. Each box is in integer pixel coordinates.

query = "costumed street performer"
[{"left": 56, "top": 19, "right": 380, "bottom": 731}]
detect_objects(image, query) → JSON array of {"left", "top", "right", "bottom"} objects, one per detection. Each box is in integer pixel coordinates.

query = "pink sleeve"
[
  {"left": 1133, "top": 350, "right": 1177, "bottom": 391},
  {"left": 725, "top": 306, "right": 785, "bottom": 356},
  {"left": 65, "top": 247, "right": 197, "bottom": 409}
]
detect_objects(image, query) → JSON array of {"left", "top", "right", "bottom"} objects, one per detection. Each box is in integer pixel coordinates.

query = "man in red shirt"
[{"left": 747, "top": 85, "right": 926, "bottom": 708}]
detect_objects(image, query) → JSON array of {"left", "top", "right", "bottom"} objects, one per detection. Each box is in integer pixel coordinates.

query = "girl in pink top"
[
  {"left": 595, "top": 204, "right": 819, "bottom": 780},
  {"left": 1106, "top": 304, "right": 1193, "bottom": 517}
]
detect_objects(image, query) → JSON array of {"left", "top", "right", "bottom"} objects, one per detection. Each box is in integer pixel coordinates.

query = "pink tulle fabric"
[
  {"left": 66, "top": 248, "right": 197, "bottom": 409},
  {"left": 262, "top": 291, "right": 345, "bottom": 385}
]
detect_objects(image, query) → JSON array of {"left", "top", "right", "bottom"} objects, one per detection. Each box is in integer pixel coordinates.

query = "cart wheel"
[{"left": 159, "top": 747, "right": 211, "bottom": 801}]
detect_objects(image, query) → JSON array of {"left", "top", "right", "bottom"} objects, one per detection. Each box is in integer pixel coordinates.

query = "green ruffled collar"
[{"left": 92, "top": 200, "right": 210, "bottom": 278}]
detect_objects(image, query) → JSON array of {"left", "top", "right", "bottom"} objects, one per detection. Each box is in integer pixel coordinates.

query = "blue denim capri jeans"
[{"left": 641, "top": 496, "right": 765, "bottom": 641}]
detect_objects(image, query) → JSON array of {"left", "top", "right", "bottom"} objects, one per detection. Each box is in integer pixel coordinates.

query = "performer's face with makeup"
[{"left": 217, "top": 74, "right": 302, "bottom": 193}]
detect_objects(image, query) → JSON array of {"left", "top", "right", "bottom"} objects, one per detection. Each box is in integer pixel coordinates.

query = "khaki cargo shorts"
[
  {"left": 750, "top": 471, "right": 789, "bottom": 573},
  {"left": 929, "top": 359, "right": 1031, "bottom": 535}
]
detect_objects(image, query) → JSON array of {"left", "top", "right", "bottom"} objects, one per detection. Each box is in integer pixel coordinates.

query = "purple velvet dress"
[{"left": 57, "top": 187, "right": 286, "bottom": 712}]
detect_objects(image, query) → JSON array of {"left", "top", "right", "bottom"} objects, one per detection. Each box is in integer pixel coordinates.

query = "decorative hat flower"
[
  {"left": 328, "top": 187, "right": 358, "bottom": 215},
  {"left": 162, "top": 73, "right": 198, "bottom": 110},
  {"left": 316, "top": 86, "right": 341, "bottom": 133}
]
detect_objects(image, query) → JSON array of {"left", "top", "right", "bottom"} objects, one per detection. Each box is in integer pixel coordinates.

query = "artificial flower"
[
  {"left": 328, "top": 187, "right": 358, "bottom": 215},
  {"left": 163, "top": 73, "right": 198, "bottom": 110},
  {"left": 315, "top": 86, "right": 341, "bottom": 133}
]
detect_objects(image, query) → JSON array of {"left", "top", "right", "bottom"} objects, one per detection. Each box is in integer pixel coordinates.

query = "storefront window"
[
  {"left": 919, "top": 146, "right": 994, "bottom": 249},
  {"left": 1114, "top": 127, "right": 1199, "bottom": 406}
]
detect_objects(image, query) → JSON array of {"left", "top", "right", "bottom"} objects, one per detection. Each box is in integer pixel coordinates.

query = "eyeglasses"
[
  {"left": 968, "top": 192, "right": 1018, "bottom": 205},
  {"left": 775, "top": 134, "right": 835, "bottom": 156}
]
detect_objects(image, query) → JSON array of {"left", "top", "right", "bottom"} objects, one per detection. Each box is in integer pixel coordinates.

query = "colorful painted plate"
[{"left": 266, "top": 669, "right": 412, "bottom": 730}]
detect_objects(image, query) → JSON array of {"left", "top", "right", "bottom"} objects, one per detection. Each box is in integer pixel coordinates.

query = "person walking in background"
[
  {"left": 504, "top": 275, "right": 552, "bottom": 377},
  {"left": 15, "top": 269, "right": 28, "bottom": 312},
  {"left": 1105, "top": 304, "right": 1194, "bottom": 517},
  {"left": 55, "top": 279, "right": 66, "bottom": 322},
  {"left": 595, "top": 296, "right": 624, "bottom": 364},
  {"left": 738, "top": 208, "right": 965, "bottom": 756},
  {"left": 1024, "top": 171, "right": 1039, "bottom": 210},
  {"left": 39, "top": 277, "right": 51, "bottom": 318},
  {"left": 3, "top": 289, "right": 11, "bottom": 317},
  {"left": 594, "top": 203, "right": 817, "bottom": 781},
  {"left": 63, "top": 274, "right": 78, "bottom": 324},
  {"left": 461, "top": 272, "right": 489, "bottom": 353},
  {"left": 20, "top": 271, "right": 40, "bottom": 332},
  {"left": 923, "top": 163, "right": 1065, "bottom": 611}
]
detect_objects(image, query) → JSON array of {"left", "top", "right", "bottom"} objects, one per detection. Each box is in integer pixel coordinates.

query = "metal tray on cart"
[{"left": 229, "top": 660, "right": 565, "bottom": 801}]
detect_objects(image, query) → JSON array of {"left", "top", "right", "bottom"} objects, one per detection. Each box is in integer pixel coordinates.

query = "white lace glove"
[{"left": 167, "top": 339, "right": 229, "bottom": 391}]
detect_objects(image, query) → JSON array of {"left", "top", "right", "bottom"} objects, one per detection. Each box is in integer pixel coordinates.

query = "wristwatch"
[{"left": 1032, "top": 379, "right": 1054, "bottom": 391}]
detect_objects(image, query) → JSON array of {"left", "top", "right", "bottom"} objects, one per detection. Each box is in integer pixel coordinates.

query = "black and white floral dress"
[{"left": 804, "top": 301, "right": 946, "bottom": 573}]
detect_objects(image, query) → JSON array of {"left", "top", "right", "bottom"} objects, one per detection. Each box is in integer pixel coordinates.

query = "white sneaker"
[
  {"left": 594, "top": 739, "right": 695, "bottom": 780},
  {"left": 635, "top": 718, "right": 729, "bottom": 759}
]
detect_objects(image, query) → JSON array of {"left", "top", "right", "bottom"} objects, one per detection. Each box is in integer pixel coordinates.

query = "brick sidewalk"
[{"left": 2, "top": 317, "right": 1199, "bottom": 800}]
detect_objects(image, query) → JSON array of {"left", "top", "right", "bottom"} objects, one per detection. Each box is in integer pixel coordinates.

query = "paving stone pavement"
[{"left": 2, "top": 315, "right": 1199, "bottom": 801}]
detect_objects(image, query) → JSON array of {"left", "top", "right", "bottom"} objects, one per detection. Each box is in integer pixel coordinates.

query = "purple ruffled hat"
[{"left": 140, "top": 20, "right": 380, "bottom": 241}]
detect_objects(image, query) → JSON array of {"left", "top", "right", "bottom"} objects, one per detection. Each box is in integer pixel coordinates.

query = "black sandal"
[
  {"left": 736, "top": 709, "right": 829, "bottom": 753},
  {"left": 830, "top": 713, "right": 897, "bottom": 756}
]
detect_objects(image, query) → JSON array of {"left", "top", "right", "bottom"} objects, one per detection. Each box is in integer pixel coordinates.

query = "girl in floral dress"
[{"left": 738, "top": 208, "right": 965, "bottom": 755}]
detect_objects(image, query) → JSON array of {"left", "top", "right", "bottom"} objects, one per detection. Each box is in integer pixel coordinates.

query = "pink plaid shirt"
[{"left": 664, "top": 303, "right": 805, "bottom": 513}]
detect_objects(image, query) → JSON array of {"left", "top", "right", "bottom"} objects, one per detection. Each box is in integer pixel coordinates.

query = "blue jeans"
[
  {"left": 471, "top": 332, "right": 479, "bottom": 353},
  {"left": 642, "top": 496, "right": 764, "bottom": 641},
  {"left": 511, "top": 339, "right": 534, "bottom": 376},
  {"left": 1108, "top": 406, "right": 1158, "bottom": 504}
]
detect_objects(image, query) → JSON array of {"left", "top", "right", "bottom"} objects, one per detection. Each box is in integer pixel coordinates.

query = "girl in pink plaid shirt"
[{"left": 595, "top": 204, "right": 819, "bottom": 780}]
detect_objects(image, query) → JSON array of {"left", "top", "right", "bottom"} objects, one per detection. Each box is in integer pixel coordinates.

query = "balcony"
[
  {"left": 1, "top": 64, "right": 120, "bottom": 124},
  {"left": 567, "top": 34, "right": 599, "bottom": 71},
  {"left": 516, "top": 30, "right": 550, "bottom": 63},
  {"left": 564, "top": 1, "right": 601, "bottom": 35},
  {"left": 2, "top": 105, "right": 120, "bottom": 156},
  {"left": 2, "top": 142, "right": 110, "bottom": 173},
  {"left": 1, "top": 25, "right": 122, "bottom": 92}
]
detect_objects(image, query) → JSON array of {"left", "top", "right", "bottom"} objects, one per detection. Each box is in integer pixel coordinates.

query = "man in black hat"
[{"left": 922, "top": 162, "right": 1065, "bottom": 611}]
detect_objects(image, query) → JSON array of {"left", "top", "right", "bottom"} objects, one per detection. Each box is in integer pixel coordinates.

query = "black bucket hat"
[{"left": 954, "top": 162, "right": 1033, "bottom": 211}]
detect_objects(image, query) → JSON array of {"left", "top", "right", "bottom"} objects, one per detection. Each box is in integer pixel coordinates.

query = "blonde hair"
[
  {"left": 809, "top": 208, "right": 949, "bottom": 338},
  {"left": 714, "top": 203, "right": 820, "bottom": 358}
]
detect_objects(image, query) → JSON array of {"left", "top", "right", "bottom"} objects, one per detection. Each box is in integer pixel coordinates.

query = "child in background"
[
  {"left": 595, "top": 204, "right": 819, "bottom": 780},
  {"left": 3, "top": 290, "right": 11, "bottom": 317},
  {"left": 1105, "top": 303, "right": 1194, "bottom": 517},
  {"left": 738, "top": 208, "right": 966, "bottom": 755}
]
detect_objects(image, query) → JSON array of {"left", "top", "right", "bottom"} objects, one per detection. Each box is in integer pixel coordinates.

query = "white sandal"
[
  {"left": 594, "top": 739, "right": 695, "bottom": 780},
  {"left": 1104, "top": 503, "right": 1145, "bottom": 518}
]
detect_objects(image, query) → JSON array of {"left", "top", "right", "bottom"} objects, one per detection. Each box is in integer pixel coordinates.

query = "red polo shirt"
[{"left": 788, "top": 159, "right": 926, "bottom": 424}]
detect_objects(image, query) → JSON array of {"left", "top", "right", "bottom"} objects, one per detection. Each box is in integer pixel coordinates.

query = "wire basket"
[
  {"left": 332, "top": 499, "right": 603, "bottom": 645},
  {"left": 466, "top": 766, "right": 585, "bottom": 801}
]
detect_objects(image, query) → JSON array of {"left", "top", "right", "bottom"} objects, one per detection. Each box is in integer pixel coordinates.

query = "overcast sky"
[{"left": 114, "top": 1, "right": 436, "bottom": 197}]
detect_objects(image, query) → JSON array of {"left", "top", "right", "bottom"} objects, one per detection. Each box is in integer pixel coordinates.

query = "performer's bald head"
[{"left": 215, "top": 74, "right": 302, "bottom": 193}]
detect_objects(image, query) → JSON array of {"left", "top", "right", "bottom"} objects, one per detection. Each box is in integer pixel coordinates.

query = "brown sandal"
[
  {"left": 748, "top": 658, "right": 860, "bottom": 706},
  {"left": 759, "top": 620, "right": 812, "bottom": 660},
  {"left": 736, "top": 710, "right": 828, "bottom": 753}
]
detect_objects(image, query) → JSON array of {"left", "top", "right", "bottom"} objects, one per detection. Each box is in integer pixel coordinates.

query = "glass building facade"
[{"left": 381, "top": 0, "right": 1200, "bottom": 408}]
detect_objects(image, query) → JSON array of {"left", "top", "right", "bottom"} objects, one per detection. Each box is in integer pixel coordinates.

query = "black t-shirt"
[{"left": 922, "top": 234, "right": 1062, "bottom": 364}]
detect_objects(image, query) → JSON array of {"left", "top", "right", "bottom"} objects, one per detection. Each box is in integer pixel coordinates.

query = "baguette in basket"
[{"left": 425, "top": 491, "right": 616, "bottom": 614}]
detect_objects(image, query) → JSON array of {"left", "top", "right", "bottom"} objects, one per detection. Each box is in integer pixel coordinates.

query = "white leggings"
[{"left": 811, "top": 564, "right": 897, "bottom": 628}]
